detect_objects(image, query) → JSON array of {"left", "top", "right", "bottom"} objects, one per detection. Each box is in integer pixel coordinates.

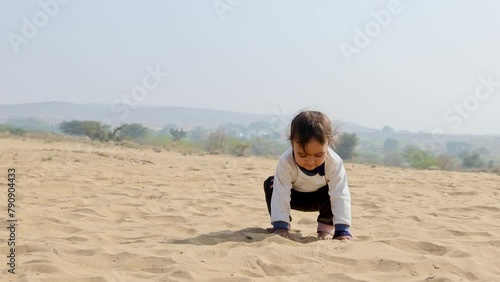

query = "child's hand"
[
  {"left": 334, "top": 235, "right": 352, "bottom": 240},
  {"left": 274, "top": 229, "right": 291, "bottom": 239},
  {"left": 333, "top": 230, "right": 352, "bottom": 240}
]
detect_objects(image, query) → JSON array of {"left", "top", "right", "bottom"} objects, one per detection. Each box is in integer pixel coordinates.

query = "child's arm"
[
  {"left": 327, "top": 159, "right": 352, "bottom": 239},
  {"left": 270, "top": 158, "right": 294, "bottom": 231}
]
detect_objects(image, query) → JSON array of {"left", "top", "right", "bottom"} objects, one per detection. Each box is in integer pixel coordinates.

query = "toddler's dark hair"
[{"left": 289, "top": 111, "right": 335, "bottom": 152}]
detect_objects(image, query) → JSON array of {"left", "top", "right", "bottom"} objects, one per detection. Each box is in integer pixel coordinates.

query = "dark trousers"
[{"left": 263, "top": 176, "right": 334, "bottom": 226}]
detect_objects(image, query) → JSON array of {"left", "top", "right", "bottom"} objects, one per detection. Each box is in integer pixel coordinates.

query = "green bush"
[
  {"left": 60, "top": 120, "right": 110, "bottom": 141},
  {"left": 333, "top": 133, "right": 359, "bottom": 160},
  {"left": 0, "top": 125, "right": 26, "bottom": 136},
  {"left": 117, "top": 123, "right": 150, "bottom": 143},
  {"left": 461, "top": 150, "right": 484, "bottom": 168},
  {"left": 170, "top": 128, "right": 187, "bottom": 142},
  {"left": 206, "top": 127, "right": 226, "bottom": 154},
  {"left": 249, "top": 137, "right": 288, "bottom": 156},
  {"left": 403, "top": 145, "right": 437, "bottom": 169}
]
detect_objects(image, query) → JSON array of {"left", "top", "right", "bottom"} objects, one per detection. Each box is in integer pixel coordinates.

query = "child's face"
[{"left": 292, "top": 139, "right": 329, "bottom": 170}]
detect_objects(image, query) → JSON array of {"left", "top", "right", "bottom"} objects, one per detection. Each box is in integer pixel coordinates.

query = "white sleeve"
[
  {"left": 327, "top": 160, "right": 352, "bottom": 226},
  {"left": 270, "top": 158, "right": 294, "bottom": 224}
]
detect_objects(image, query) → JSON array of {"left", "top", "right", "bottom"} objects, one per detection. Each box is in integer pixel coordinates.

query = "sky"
[{"left": 1, "top": 0, "right": 500, "bottom": 135}]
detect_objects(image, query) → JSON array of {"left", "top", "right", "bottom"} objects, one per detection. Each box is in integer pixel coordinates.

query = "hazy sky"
[{"left": 1, "top": 0, "right": 500, "bottom": 134}]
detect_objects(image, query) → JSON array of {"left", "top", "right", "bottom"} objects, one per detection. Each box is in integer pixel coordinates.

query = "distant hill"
[
  {"left": 0, "top": 102, "right": 375, "bottom": 132},
  {"left": 335, "top": 121, "right": 378, "bottom": 134},
  {"left": 0, "top": 102, "right": 376, "bottom": 132},
  {"left": 0, "top": 102, "right": 274, "bottom": 129}
]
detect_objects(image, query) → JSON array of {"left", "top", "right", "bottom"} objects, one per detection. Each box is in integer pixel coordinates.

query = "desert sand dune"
[{"left": 0, "top": 137, "right": 499, "bottom": 281}]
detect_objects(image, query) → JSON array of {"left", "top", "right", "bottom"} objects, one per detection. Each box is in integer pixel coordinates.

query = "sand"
[{"left": 0, "top": 137, "right": 499, "bottom": 282}]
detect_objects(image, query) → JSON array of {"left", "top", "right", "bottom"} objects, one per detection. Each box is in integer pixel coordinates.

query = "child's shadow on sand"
[{"left": 168, "top": 227, "right": 320, "bottom": 246}]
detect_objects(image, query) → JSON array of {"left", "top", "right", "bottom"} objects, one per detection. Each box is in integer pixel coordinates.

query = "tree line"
[
  {"left": 3, "top": 119, "right": 496, "bottom": 173},
  {"left": 56, "top": 120, "right": 361, "bottom": 159}
]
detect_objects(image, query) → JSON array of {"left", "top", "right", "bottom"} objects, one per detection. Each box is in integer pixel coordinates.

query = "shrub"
[
  {"left": 403, "top": 145, "right": 437, "bottom": 169},
  {"left": 206, "top": 127, "right": 226, "bottom": 154},
  {"left": 333, "top": 133, "right": 359, "bottom": 160}
]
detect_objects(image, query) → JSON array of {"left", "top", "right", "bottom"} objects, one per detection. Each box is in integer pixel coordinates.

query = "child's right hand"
[{"left": 274, "top": 229, "right": 291, "bottom": 239}]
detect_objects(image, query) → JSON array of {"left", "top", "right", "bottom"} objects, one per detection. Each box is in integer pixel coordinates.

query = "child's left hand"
[
  {"left": 334, "top": 235, "right": 352, "bottom": 240},
  {"left": 333, "top": 230, "right": 352, "bottom": 240}
]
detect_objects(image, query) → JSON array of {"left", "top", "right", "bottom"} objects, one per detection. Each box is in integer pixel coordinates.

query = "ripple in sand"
[
  {"left": 24, "top": 263, "right": 65, "bottom": 274},
  {"left": 378, "top": 239, "right": 448, "bottom": 256}
]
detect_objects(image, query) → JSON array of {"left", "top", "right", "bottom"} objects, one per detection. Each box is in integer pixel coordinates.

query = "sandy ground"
[{"left": 0, "top": 137, "right": 499, "bottom": 282}]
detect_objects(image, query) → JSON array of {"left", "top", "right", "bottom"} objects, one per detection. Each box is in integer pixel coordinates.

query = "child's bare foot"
[
  {"left": 317, "top": 231, "right": 333, "bottom": 240},
  {"left": 317, "top": 223, "right": 334, "bottom": 239}
]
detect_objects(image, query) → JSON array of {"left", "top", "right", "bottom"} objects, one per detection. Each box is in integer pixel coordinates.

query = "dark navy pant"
[{"left": 263, "top": 176, "right": 334, "bottom": 225}]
